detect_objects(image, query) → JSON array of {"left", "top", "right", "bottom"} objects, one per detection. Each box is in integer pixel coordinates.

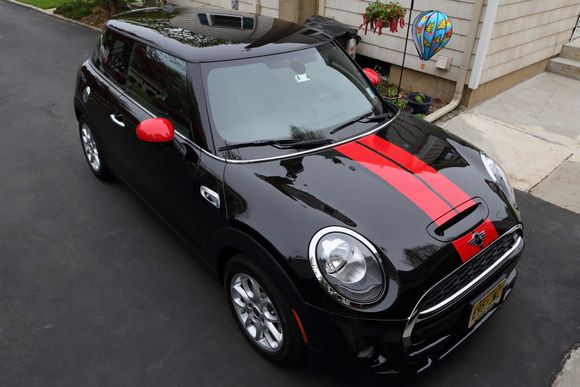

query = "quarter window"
[
  {"left": 125, "top": 44, "right": 195, "bottom": 139},
  {"left": 92, "top": 29, "right": 133, "bottom": 86}
]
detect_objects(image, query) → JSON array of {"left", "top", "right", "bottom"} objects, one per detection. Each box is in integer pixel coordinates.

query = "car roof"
[{"left": 107, "top": 6, "right": 333, "bottom": 63}]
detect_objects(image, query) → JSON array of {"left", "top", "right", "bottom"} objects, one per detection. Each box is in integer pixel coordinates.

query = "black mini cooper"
[{"left": 74, "top": 6, "right": 524, "bottom": 376}]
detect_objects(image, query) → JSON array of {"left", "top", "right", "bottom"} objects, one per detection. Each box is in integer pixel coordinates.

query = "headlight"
[
  {"left": 308, "top": 227, "right": 385, "bottom": 306},
  {"left": 481, "top": 153, "right": 517, "bottom": 208}
]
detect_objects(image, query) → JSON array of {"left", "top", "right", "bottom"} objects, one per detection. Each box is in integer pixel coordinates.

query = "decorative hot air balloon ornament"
[{"left": 412, "top": 10, "right": 453, "bottom": 70}]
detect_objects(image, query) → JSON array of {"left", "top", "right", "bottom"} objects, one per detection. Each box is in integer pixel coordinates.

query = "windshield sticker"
[{"left": 294, "top": 73, "right": 310, "bottom": 83}]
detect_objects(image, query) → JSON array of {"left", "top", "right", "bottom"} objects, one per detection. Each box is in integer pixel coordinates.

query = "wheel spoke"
[
  {"left": 244, "top": 317, "right": 257, "bottom": 339},
  {"left": 232, "top": 296, "right": 246, "bottom": 309},
  {"left": 262, "top": 307, "right": 278, "bottom": 322},
  {"left": 241, "top": 277, "right": 254, "bottom": 300},
  {"left": 253, "top": 318, "right": 264, "bottom": 339},
  {"left": 249, "top": 278, "right": 263, "bottom": 303},
  {"left": 265, "top": 321, "right": 283, "bottom": 342},
  {"left": 93, "top": 154, "right": 100, "bottom": 169},
  {"left": 232, "top": 283, "right": 251, "bottom": 305}
]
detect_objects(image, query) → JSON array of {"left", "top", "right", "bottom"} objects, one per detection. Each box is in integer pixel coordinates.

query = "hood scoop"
[{"left": 427, "top": 198, "right": 489, "bottom": 242}]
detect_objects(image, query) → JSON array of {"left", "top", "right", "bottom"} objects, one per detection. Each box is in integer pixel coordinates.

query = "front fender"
[{"left": 207, "top": 226, "right": 320, "bottom": 348}]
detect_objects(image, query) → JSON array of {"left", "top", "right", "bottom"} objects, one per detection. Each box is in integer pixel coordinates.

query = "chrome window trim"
[
  {"left": 87, "top": 61, "right": 400, "bottom": 165},
  {"left": 402, "top": 223, "right": 524, "bottom": 346},
  {"left": 308, "top": 226, "right": 386, "bottom": 308},
  {"left": 88, "top": 61, "right": 199, "bottom": 147}
]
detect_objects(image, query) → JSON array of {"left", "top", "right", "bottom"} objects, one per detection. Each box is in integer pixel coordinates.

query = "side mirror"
[
  {"left": 136, "top": 118, "right": 174, "bottom": 143},
  {"left": 362, "top": 68, "right": 380, "bottom": 86}
]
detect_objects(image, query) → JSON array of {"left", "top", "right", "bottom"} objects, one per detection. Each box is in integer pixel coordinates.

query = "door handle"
[
  {"left": 110, "top": 114, "right": 125, "bottom": 127},
  {"left": 200, "top": 186, "right": 220, "bottom": 209}
]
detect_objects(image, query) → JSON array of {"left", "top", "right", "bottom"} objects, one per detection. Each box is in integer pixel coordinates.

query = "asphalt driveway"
[{"left": 1, "top": 2, "right": 579, "bottom": 386}]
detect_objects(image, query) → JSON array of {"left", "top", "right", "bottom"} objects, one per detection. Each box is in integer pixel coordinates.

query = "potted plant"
[
  {"left": 359, "top": 1, "right": 406, "bottom": 35},
  {"left": 393, "top": 98, "right": 413, "bottom": 114},
  {"left": 406, "top": 92, "right": 432, "bottom": 114},
  {"left": 382, "top": 85, "right": 400, "bottom": 101}
]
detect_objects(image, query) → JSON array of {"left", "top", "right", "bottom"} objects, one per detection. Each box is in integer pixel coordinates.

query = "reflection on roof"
[{"left": 108, "top": 6, "right": 331, "bottom": 62}]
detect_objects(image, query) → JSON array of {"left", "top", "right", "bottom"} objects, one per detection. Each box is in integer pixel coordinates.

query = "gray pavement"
[
  {"left": 442, "top": 72, "right": 580, "bottom": 214},
  {"left": 1, "top": 2, "right": 580, "bottom": 386}
]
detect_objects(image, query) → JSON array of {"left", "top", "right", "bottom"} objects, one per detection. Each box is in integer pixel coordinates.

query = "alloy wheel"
[
  {"left": 81, "top": 123, "right": 101, "bottom": 172},
  {"left": 230, "top": 273, "right": 284, "bottom": 352}
]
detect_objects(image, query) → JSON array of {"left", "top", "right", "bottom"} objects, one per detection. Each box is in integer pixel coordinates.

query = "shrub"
[
  {"left": 54, "top": 0, "right": 96, "bottom": 19},
  {"left": 99, "top": 0, "right": 128, "bottom": 15}
]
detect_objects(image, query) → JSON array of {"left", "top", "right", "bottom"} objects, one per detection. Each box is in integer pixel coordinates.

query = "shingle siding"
[{"left": 480, "top": 0, "right": 580, "bottom": 83}]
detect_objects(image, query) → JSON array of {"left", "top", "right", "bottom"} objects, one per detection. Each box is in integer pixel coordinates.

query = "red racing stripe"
[
  {"left": 337, "top": 136, "right": 500, "bottom": 263},
  {"left": 336, "top": 142, "right": 452, "bottom": 224},
  {"left": 358, "top": 134, "right": 499, "bottom": 262},
  {"left": 358, "top": 135, "right": 474, "bottom": 208}
]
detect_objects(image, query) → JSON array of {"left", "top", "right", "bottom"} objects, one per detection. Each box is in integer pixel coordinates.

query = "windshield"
[{"left": 201, "top": 43, "right": 391, "bottom": 160}]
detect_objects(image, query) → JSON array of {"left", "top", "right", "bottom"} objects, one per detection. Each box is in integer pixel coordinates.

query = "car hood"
[{"left": 223, "top": 114, "right": 521, "bottom": 315}]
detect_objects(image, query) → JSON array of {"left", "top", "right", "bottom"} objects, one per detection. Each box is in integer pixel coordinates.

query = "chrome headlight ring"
[{"left": 308, "top": 226, "right": 387, "bottom": 308}]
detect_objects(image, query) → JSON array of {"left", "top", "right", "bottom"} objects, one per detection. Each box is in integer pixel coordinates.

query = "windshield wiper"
[
  {"left": 330, "top": 111, "right": 394, "bottom": 134},
  {"left": 218, "top": 138, "right": 333, "bottom": 152}
]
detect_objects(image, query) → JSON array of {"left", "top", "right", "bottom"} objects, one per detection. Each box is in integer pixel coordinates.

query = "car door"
[
  {"left": 84, "top": 28, "right": 134, "bottom": 172},
  {"left": 113, "top": 43, "right": 204, "bottom": 247}
]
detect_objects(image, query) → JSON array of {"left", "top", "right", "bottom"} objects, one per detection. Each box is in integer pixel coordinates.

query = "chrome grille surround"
[{"left": 402, "top": 223, "right": 523, "bottom": 347}]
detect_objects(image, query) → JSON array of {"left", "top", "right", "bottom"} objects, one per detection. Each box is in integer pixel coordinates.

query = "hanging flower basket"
[{"left": 359, "top": 1, "right": 407, "bottom": 35}]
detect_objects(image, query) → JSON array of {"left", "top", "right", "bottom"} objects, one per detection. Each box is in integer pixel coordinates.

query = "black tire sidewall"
[{"left": 224, "top": 255, "right": 302, "bottom": 365}]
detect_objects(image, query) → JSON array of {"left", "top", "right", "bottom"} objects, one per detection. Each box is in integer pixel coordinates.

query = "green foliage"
[
  {"left": 412, "top": 92, "right": 426, "bottom": 104},
  {"left": 360, "top": 1, "right": 406, "bottom": 35},
  {"left": 393, "top": 99, "right": 407, "bottom": 110},
  {"left": 384, "top": 86, "right": 399, "bottom": 98},
  {"left": 54, "top": 0, "right": 95, "bottom": 19},
  {"left": 414, "top": 113, "right": 426, "bottom": 120},
  {"left": 18, "top": 0, "right": 70, "bottom": 10}
]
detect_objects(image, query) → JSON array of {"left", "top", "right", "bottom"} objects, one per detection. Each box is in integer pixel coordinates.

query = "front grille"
[{"left": 421, "top": 230, "right": 520, "bottom": 313}]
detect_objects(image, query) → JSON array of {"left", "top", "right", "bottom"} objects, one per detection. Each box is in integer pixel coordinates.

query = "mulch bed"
[{"left": 79, "top": 7, "right": 110, "bottom": 29}]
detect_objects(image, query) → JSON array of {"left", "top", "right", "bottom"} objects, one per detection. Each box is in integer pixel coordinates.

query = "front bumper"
[{"left": 302, "top": 226, "right": 524, "bottom": 377}]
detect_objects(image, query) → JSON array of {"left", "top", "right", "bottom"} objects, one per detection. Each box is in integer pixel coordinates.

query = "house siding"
[
  {"left": 321, "top": 0, "right": 580, "bottom": 86},
  {"left": 321, "top": 0, "right": 478, "bottom": 83},
  {"left": 479, "top": 0, "right": 580, "bottom": 84}
]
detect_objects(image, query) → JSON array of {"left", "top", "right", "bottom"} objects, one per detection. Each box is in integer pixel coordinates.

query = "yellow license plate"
[{"left": 468, "top": 279, "right": 506, "bottom": 328}]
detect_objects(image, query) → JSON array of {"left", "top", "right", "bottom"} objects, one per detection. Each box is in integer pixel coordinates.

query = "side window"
[
  {"left": 92, "top": 29, "right": 133, "bottom": 86},
  {"left": 125, "top": 43, "right": 196, "bottom": 139}
]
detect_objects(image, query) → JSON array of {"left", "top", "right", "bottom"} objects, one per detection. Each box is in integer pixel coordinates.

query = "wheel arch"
[
  {"left": 209, "top": 226, "right": 298, "bottom": 295},
  {"left": 209, "top": 225, "right": 317, "bottom": 347}
]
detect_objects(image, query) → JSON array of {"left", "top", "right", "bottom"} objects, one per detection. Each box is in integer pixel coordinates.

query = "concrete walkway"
[
  {"left": 554, "top": 347, "right": 580, "bottom": 387},
  {"left": 442, "top": 72, "right": 580, "bottom": 213}
]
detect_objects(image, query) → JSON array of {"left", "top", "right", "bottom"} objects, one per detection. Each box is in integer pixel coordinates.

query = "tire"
[
  {"left": 225, "top": 255, "right": 303, "bottom": 364},
  {"left": 78, "top": 117, "right": 113, "bottom": 181}
]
